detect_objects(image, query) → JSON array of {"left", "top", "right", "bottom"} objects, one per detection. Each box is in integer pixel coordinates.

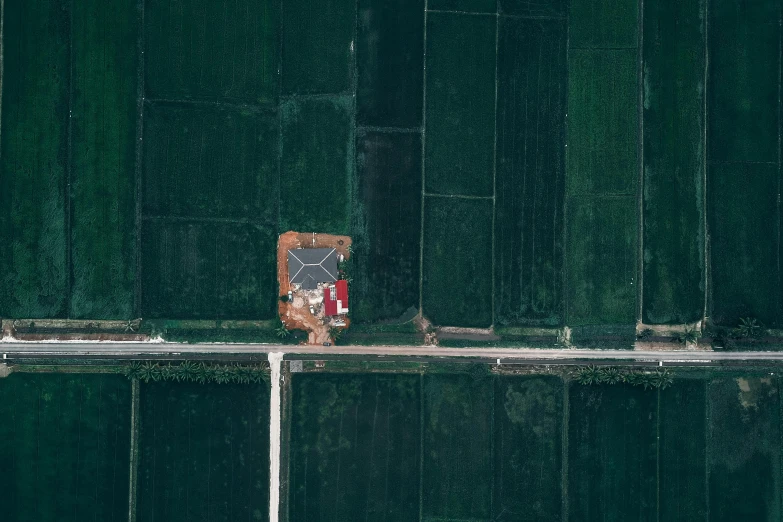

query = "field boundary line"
[
  {"left": 499, "top": 12, "right": 566, "bottom": 21},
  {"left": 279, "top": 91, "right": 354, "bottom": 101},
  {"left": 426, "top": 9, "right": 497, "bottom": 17},
  {"left": 491, "top": 2, "right": 499, "bottom": 328},
  {"left": 418, "top": 0, "right": 428, "bottom": 315},
  {"left": 66, "top": 0, "right": 75, "bottom": 318},
  {"left": 562, "top": 0, "right": 571, "bottom": 324},
  {"left": 705, "top": 159, "right": 778, "bottom": 165},
  {"left": 128, "top": 378, "right": 140, "bottom": 522},
  {"left": 141, "top": 215, "right": 277, "bottom": 227},
  {"left": 145, "top": 97, "right": 277, "bottom": 113},
  {"left": 568, "top": 45, "right": 637, "bottom": 51},
  {"left": 423, "top": 193, "right": 494, "bottom": 200},
  {"left": 133, "top": 0, "right": 145, "bottom": 318},
  {"left": 777, "top": 6, "right": 782, "bottom": 321},
  {"left": 702, "top": 0, "right": 710, "bottom": 323},
  {"left": 560, "top": 377, "right": 569, "bottom": 520},
  {"left": 269, "top": 353, "right": 284, "bottom": 522},
  {"left": 0, "top": 0, "right": 4, "bottom": 155},
  {"left": 567, "top": 193, "right": 637, "bottom": 200},
  {"left": 419, "top": 373, "right": 424, "bottom": 521},
  {"left": 357, "top": 125, "right": 422, "bottom": 134},
  {"left": 636, "top": 0, "right": 645, "bottom": 323}
]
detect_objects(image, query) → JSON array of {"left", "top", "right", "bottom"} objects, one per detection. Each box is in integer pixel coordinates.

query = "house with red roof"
[{"left": 324, "top": 279, "right": 349, "bottom": 316}]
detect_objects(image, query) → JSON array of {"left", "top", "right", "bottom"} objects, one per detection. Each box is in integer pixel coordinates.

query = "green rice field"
[
  {"left": 284, "top": 366, "right": 783, "bottom": 522},
  {"left": 1, "top": 0, "right": 783, "bottom": 332}
]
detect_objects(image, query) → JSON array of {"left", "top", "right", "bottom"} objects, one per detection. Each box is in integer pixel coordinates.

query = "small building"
[
  {"left": 324, "top": 279, "right": 349, "bottom": 316},
  {"left": 288, "top": 248, "right": 338, "bottom": 290}
]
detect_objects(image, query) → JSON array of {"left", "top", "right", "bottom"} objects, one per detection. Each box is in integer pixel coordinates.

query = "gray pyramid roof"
[{"left": 288, "top": 248, "right": 338, "bottom": 289}]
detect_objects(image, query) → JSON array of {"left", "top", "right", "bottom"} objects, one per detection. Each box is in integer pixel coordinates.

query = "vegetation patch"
[
  {"left": 143, "top": 102, "right": 279, "bottom": 223},
  {"left": 141, "top": 221, "right": 277, "bottom": 319},
  {"left": 495, "top": 17, "right": 567, "bottom": 326},
  {"left": 280, "top": 96, "right": 354, "bottom": 235},
  {"left": 0, "top": 373, "right": 131, "bottom": 521},
  {"left": 0, "top": 0, "right": 69, "bottom": 318},
  {"left": 352, "top": 131, "right": 422, "bottom": 323},
  {"left": 281, "top": 0, "right": 355, "bottom": 94},
  {"left": 641, "top": 0, "right": 706, "bottom": 324},
  {"left": 70, "top": 0, "right": 139, "bottom": 319},
  {"left": 424, "top": 12, "right": 496, "bottom": 196},
  {"left": 124, "top": 361, "right": 270, "bottom": 384},
  {"left": 422, "top": 197, "right": 493, "bottom": 327},
  {"left": 137, "top": 381, "right": 270, "bottom": 522},
  {"left": 357, "top": 0, "right": 423, "bottom": 127},
  {"left": 288, "top": 373, "right": 421, "bottom": 521},
  {"left": 144, "top": 0, "right": 279, "bottom": 103}
]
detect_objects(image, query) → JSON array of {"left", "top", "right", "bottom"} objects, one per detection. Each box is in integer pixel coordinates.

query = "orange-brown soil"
[{"left": 277, "top": 231, "right": 352, "bottom": 344}]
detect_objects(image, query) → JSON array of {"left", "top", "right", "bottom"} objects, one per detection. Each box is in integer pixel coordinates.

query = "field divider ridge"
[
  {"left": 560, "top": 377, "right": 569, "bottom": 520},
  {"left": 128, "top": 377, "right": 140, "bottom": 522},
  {"left": 134, "top": 0, "right": 146, "bottom": 317},
  {"left": 141, "top": 215, "right": 278, "bottom": 227},
  {"left": 423, "top": 193, "right": 494, "bottom": 200},
  {"left": 636, "top": 0, "right": 645, "bottom": 323},
  {"left": 426, "top": 9, "right": 497, "bottom": 17},
  {"left": 702, "top": 0, "right": 710, "bottom": 323},
  {"left": 418, "top": 0, "right": 428, "bottom": 315},
  {"left": 66, "top": 0, "right": 75, "bottom": 317},
  {"left": 357, "top": 125, "right": 422, "bottom": 134},
  {"left": 491, "top": 0, "right": 499, "bottom": 328},
  {"left": 144, "top": 97, "right": 277, "bottom": 113}
]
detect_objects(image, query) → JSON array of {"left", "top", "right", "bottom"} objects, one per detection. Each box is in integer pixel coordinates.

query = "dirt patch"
[
  {"left": 0, "top": 363, "right": 11, "bottom": 378},
  {"left": 277, "top": 231, "right": 352, "bottom": 345},
  {"left": 737, "top": 377, "right": 776, "bottom": 410}
]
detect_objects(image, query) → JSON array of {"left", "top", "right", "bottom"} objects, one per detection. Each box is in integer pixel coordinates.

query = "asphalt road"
[{"left": 2, "top": 342, "right": 783, "bottom": 364}]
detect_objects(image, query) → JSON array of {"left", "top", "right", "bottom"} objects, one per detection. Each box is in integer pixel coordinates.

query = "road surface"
[{"left": 2, "top": 342, "right": 783, "bottom": 364}]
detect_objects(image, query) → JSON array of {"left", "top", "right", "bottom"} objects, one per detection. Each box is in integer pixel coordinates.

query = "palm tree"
[
  {"left": 276, "top": 321, "right": 290, "bottom": 339},
  {"left": 734, "top": 317, "right": 762, "bottom": 339}
]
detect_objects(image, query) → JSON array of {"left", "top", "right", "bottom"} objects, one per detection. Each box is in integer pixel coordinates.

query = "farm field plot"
[
  {"left": 708, "top": 164, "right": 781, "bottom": 326},
  {"left": 495, "top": 17, "right": 566, "bottom": 326},
  {"left": 569, "top": 0, "right": 638, "bottom": 49},
  {"left": 0, "top": 373, "right": 131, "bottom": 522},
  {"left": 70, "top": 0, "right": 139, "bottom": 319},
  {"left": 280, "top": 96, "right": 354, "bottom": 235},
  {"left": 282, "top": 0, "right": 355, "bottom": 95},
  {"left": 141, "top": 220, "right": 277, "bottom": 319},
  {"left": 0, "top": 0, "right": 70, "bottom": 318},
  {"left": 422, "top": 197, "right": 493, "bottom": 327},
  {"left": 707, "top": 0, "right": 782, "bottom": 327},
  {"left": 498, "top": 0, "right": 566, "bottom": 17},
  {"left": 288, "top": 373, "right": 421, "bottom": 522},
  {"left": 144, "top": 0, "right": 280, "bottom": 104},
  {"left": 422, "top": 374, "right": 493, "bottom": 520},
  {"left": 708, "top": 377, "right": 781, "bottom": 521},
  {"left": 493, "top": 375, "right": 563, "bottom": 521},
  {"left": 428, "top": 0, "right": 496, "bottom": 13},
  {"left": 566, "top": 197, "right": 637, "bottom": 325},
  {"left": 357, "top": 0, "right": 423, "bottom": 128},
  {"left": 566, "top": 49, "right": 638, "bottom": 196},
  {"left": 659, "top": 379, "right": 708, "bottom": 521},
  {"left": 353, "top": 131, "right": 422, "bottom": 323},
  {"left": 137, "top": 381, "right": 271, "bottom": 522},
  {"left": 641, "top": 0, "right": 705, "bottom": 325},
  {"left": 568, "top": 383, "right": 658, "bottom": 522},
  {"left": 143, "top": 102, "right": 279, "bottom": 223},
  {"left": 707, "top": 0, "right": 780, "bottom": 164},
  {"left": 424, "top": 11, "right": 496, "bottom": 197}
]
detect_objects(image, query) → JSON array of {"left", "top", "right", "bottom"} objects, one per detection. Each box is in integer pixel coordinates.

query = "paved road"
[{"left": 2, "top": 342, "right": 783, "bottom": 363}]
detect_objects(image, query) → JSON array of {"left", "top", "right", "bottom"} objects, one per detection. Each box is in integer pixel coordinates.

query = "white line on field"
[{"left": 268, "top": 352, "right": 283, "bottom": 522}]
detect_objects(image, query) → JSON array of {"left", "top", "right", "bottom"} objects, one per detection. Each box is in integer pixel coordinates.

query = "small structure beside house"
[
  {"left": 287, "top": 248, "right": 338, "bottom": 290},
  {"left": 324, "top": 279, "right": 349, "bottom": 316}
]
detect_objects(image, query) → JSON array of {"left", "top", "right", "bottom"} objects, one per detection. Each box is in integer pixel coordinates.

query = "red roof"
[{"left": 324, "top": 280, "right": 349, "bottom": 316}]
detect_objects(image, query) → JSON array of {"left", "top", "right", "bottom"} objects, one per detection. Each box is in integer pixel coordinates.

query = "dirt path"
[
  {"left": 268, "top": 353, "right": 283, "bottom": 522},
  {"left": 277, "top": 232, "right": 352, "bottom": 344}
]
